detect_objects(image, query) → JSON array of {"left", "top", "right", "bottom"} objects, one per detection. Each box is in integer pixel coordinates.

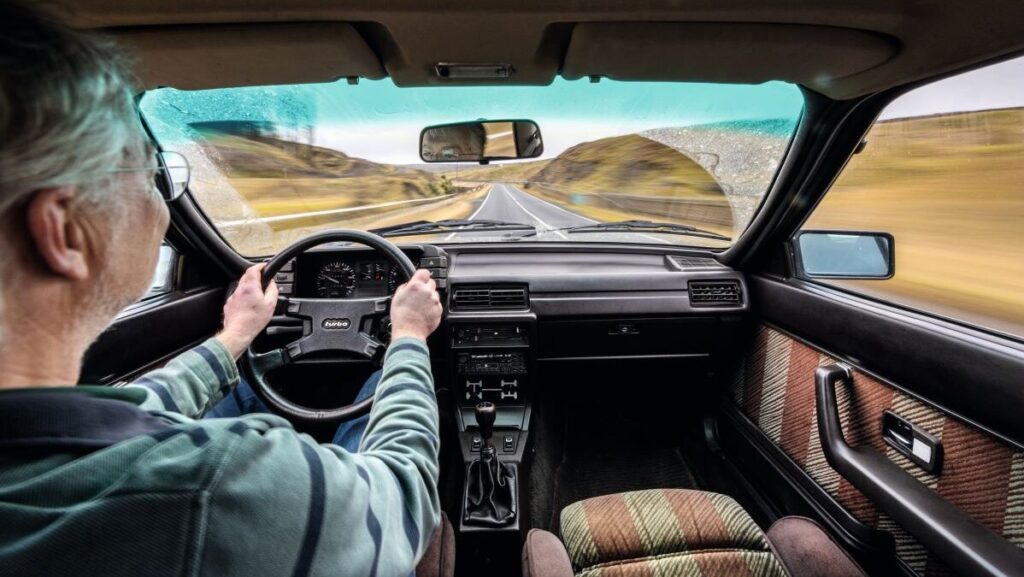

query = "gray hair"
[
  {"left": 0, "top": 1, "right": 147, "bottom": 345},
  {"left": 0, "top": 1, "right": 146, "bottom": 216}
]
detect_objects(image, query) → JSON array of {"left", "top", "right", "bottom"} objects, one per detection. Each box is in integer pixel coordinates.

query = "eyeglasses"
[{"left": 107, "top": 151, "right": 191, "bottom": 202}]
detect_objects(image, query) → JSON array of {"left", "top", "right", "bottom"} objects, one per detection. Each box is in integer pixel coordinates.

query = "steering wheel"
[{"left": 243, "top": 230, "right": 416, "bottom": 422}]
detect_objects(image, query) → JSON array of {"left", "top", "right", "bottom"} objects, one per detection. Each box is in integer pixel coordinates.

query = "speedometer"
[{"left": 316, "top": 261, "right": 356, "bottom": 298}]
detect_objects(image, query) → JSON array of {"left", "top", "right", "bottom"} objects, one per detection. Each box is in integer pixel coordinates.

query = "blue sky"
[{"left": 144, "top": 78, "right": 803, "bottom": 164}]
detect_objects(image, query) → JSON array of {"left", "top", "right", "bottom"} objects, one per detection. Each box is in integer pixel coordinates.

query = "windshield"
[{"left": 141, "top": 78, "right": 803, "bottom": 256}]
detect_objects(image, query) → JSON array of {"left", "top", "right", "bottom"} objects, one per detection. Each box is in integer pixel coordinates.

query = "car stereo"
[{"left": 451, "top": 323, "right": 531, "bottom": 406}]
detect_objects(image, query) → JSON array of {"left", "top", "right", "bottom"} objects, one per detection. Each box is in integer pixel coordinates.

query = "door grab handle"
[{"left": 815, "top": 364, "right": 1024, "bottom": 577}]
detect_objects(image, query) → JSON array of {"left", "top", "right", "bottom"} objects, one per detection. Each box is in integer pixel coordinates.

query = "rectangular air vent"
[
  {"left": 688, "top": 280, "right": 743, "bottom": 306},
  {"left": 452, "top": 285, "right": 529, "bottom": 310}
]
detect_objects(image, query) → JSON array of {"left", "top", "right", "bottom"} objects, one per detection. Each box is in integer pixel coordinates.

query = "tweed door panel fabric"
[
  {"left": 730, "top": 325, "right": 1024, "bottom": 576},
  {"left": 560, "top": 489, "right": 788, "bottom": 577}
]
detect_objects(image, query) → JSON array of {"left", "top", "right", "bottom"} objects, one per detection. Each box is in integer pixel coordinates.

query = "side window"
[
  {"left": 142, "top": 244, "right": 178, "bottom": 300},
  {"left": 797, "top": 55, "right": 1024, "bottom": 339}
]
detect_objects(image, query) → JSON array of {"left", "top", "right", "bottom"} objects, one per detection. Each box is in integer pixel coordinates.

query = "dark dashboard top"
[{"left": 282, "top": 244, "right": 748, "bottom": 317}]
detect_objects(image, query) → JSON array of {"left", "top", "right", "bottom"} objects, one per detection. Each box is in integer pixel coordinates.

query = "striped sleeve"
[
  {"left": 202, "top": 337, "right": 440, "bottom": 577},
  {"left": 127, "top": 337, "right": 240, "bottom": 419}
]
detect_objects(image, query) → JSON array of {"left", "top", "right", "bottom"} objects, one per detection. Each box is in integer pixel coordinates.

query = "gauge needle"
[{"left": 320, "top": 276, "right": 340, "bottom": 284}]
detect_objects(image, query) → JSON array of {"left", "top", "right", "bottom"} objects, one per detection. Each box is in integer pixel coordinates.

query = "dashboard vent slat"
[
  {"left": 688, "top": 280, "right": 743, "bottom": 307},
  {"left": 452, "top": 286, "right": 529, "bottom": 310}
]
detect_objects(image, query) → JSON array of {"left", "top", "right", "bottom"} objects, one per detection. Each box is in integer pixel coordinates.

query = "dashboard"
[{"left": 263, "top": 244, "right": 748, "bottom": 420}]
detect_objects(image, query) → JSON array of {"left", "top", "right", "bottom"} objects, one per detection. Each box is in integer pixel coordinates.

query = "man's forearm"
[
  {"left": 128, "top": 337, "right": 239, "bottom": 418},
  {"left": 357, "top": 337, "right": 442, "bottom": 563}
]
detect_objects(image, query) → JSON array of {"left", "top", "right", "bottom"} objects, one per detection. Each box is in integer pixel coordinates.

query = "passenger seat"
[{"left": 521, "top": 489, "right": 866, "bottom": 577}]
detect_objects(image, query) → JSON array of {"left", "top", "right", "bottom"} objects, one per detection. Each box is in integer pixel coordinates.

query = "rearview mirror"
[
  {"left": 793, "top": 230, "right": 895, "bottom": 279},
  {"left": 420, "top": 120, "right": 543, "bottom": 163}
]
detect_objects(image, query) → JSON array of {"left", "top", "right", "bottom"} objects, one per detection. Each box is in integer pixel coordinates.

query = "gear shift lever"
[
  {"left": 464, "top": 401, "right": 517, "bottom": 527},
  {"left": 475, "top": 401, "right": 496, "bottom": 450}
]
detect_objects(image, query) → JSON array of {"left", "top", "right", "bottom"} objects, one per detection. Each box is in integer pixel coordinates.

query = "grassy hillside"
[
  {"left": 196, "top": 129, "right": 448, "bottom": 217},
  {"left": 452, "top": 159, "right": 550, "bottom": 182},
  {"left": 805, "top": 107, "right": 1024, "bottom": 337},
  {"left": 529, "top": 133, "right": 723, "bottom": 197},
  {"left": 457, "top": 133, "right": 724, "bottom": 198}
]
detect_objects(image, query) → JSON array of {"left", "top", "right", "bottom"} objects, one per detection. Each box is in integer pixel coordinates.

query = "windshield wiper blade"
[
  {"left": 520, "top": 220, "right": 731, "bottom": 242},
  {"left": 369, "top": 219, "right": 536, "bottom": 238}
]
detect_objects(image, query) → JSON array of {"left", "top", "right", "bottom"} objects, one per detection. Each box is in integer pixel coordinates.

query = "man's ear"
[{"left": 25, "top": 187, "right": 90, "bottom": 281}]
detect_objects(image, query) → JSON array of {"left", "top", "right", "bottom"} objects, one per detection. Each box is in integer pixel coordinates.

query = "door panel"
[
  {"left": 728, "top": 323, "right": 1024, "bottom": 575},
  {"left": 81, "top": 287, "right": 225, "bottom": 384}
]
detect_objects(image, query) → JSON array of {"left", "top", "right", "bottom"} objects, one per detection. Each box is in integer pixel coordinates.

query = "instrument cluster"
[{"left": 298, "top": 255, "right": 407, "bottom": 299}]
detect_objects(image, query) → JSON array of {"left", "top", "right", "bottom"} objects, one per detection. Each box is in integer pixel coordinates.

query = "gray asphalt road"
[{"left": 450, "top": 182, "right": 670, "bottom": 244}]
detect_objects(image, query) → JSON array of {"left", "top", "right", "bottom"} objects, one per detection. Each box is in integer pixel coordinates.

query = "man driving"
[{"left": 0, "top": 3, "right": 443, "bottom": 576}]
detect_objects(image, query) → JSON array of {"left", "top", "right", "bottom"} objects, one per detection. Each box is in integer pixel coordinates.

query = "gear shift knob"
[{"left": 474, "top": 401, "right": 496, "bottom": 443}]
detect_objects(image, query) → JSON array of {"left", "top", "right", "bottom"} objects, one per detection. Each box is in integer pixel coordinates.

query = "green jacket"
[{"left": 0, "top": 337, "right": 440, "bottom": 577}]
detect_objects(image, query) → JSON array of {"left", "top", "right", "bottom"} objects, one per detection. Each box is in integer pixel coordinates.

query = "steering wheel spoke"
[{"left": 249, "top": 347, "right": 290, "bottom": 374}]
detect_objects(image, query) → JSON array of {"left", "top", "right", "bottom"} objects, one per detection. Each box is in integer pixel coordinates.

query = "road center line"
[
  {"left": 513, "top": 188, "right": 598, "bottom": 224},
  {"left": 500, "top": 184, "right": 569, "bottom": 240},
  {"left": 507, "top": 184, "right": 671, "bottom": 244}
]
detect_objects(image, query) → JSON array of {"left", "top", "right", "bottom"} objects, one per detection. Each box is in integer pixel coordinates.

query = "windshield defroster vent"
[
  {"left": 688, "top": 280, "right": 743, "bottom": 307},
  {"left": 452, "top": 285, "right": 529, "bottom": 311}
]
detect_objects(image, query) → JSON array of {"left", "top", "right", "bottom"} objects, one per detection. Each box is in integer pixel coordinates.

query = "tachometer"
[
  {"left": 387, "top": 266, "right": 406, "bottom": 293},
  {"left": 316, "top": 261, "right": 356, "bottom": 298}
]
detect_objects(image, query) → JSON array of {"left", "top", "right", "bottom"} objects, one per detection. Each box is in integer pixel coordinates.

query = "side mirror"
[
  {"left": 793, "top": 230, "right": 895, "bottom": 279},
  {"left": 420, "top": 119, "right": 543, "bottom": 164},
  {"left": 157, "top": 151, "right": 191, "bottom": 202}
]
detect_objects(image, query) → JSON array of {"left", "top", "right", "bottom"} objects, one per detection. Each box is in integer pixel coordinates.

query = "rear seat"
[{"left": 521, "top": 489, "right": 867, "bottom": 577}]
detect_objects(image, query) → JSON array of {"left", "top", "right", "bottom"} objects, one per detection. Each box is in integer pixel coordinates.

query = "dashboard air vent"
[
  {"left": 688, "top": 280, "right": 743, "bottom": 306},
  {"left": 452, "top": 285, "right": 529, "bottom": 310}
]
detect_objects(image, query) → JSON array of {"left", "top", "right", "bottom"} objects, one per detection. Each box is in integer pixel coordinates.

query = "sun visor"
[
  {"left": 562, "top": 23, "right": 899, "bottom": 94},
  {"left": 115, "top": 22, "right": 386, "bottom": 90}
]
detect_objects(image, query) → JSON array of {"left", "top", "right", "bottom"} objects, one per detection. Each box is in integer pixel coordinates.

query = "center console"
[{"left": 448, "top": 314, "right": 535, "bottom": 533}]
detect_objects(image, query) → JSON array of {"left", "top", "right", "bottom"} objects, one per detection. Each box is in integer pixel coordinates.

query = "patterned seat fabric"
[{"left": 559, "top": 489, "right": 789, "bottom": 577}]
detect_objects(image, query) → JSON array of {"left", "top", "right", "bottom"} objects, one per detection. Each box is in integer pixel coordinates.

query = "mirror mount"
[{"left": 419, "top": 119, "right": 543, "bottom": 164}]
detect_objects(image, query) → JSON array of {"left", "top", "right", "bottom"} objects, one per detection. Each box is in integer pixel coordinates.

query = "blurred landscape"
[
  {"left": 185, "top": 108, "right": 1023, "bottom": 338},
  {"left": 194, "top": 122, "right": 452, "bottom": 218},
  {"left": 190, "top": 122, "right": 766, "bottom": 252},
  {"left": 455, "top": 133, "right": 734, "bottom": 234},
  {"left": 805, "top": 107, "right": 1024, "bottom": 338}
]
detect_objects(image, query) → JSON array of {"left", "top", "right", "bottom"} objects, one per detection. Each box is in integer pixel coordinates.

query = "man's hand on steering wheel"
[
  {"left": 217, "top": 264, "right": 279, "bottom": 359},
  {"left": 391, "top": 269, "right": 443, "bottom": 343}
]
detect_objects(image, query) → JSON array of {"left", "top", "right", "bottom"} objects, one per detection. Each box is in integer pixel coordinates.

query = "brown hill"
[
  {"left": 531, "top": 133, "right": 722, "bottom": 197},
  {"left": 458, "top": 133, "right": 723, "bottom": 197},
  {"left": 196, "top": 129, "right": 431, "bottom": 181}
]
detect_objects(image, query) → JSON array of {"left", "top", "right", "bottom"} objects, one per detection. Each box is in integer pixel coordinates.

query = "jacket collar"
[{"left": 0, "top": 387, "right": 170, "bottom": 454}]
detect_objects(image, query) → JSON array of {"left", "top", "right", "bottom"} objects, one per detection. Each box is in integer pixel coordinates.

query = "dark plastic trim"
[{"left": 816, "top": 364, "right": 1024, "bottom": 577}]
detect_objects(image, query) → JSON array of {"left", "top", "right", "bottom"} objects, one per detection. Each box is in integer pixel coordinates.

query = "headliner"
[{"left": 46, "top": 0, "right": 1024, "bottom": 99}]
